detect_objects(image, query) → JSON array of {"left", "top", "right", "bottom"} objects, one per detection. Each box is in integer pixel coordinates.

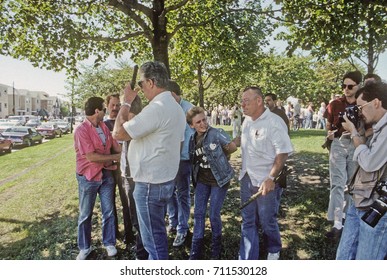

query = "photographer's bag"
[{"left": 349, "top": 163, "right": 387, "bottom": 209}]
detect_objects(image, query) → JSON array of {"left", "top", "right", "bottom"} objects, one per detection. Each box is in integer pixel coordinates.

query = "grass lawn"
[{"left": 0, "top": 128, "right": 338, "bottom": 260}]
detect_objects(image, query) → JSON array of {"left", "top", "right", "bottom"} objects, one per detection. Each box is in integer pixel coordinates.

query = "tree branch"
[{"left": 82, "top": 30, "right": 146, "bottom": 42}]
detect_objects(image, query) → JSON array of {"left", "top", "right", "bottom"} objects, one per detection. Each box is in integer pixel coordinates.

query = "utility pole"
[{"left": 12, "top": 82, "right": 15, "bottom": 115}]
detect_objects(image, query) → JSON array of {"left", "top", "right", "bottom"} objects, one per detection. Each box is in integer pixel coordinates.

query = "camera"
[
  {"left": 361, "top": 181, "right": 387, "bottom": 227},
  {"left": 338, "top": 106, "right": 360, "bottom": 128}
]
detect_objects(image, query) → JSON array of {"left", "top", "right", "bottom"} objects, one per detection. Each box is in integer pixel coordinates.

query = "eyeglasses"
[
  {"left": 357, "top": 101, "right": 372, "bottom": 112},
  {"left": 341, "top": 84, "right": 357, "bottom": 90}
]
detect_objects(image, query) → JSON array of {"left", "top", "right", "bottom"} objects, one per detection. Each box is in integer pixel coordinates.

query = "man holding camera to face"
[
  {"left": 324, "top": 71, "right": 362, "bottom": 239},
  {"left": 337, "top": 82, "right": 387, "bottom": 260}
]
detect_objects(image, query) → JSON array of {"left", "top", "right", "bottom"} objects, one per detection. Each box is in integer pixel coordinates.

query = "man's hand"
[
  {"left": 123, "top": 83, "right": 139, "bottom": 104},
  {"left": 260, "top": 177, "right": 276, "bottom": 196},
  {"left": 341, "top": 114, "right": 356, "bottom": 135}
]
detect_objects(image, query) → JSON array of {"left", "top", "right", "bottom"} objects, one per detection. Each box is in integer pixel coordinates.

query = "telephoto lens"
[{"left": 361, "top": 182, "right": 387, "bottom": 227}]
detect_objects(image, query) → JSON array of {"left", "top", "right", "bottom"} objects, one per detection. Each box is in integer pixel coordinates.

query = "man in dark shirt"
[
  {"left": 104, "top": 93, "right": 135, "bottom": 248},
  {"left": 264, "top": 93, "right": 290, "bottom": 134}
]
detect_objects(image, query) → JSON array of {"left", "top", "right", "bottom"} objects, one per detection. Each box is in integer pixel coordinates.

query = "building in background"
[{"left": 0, "top": 83, "right": 63, "bottom": 119}]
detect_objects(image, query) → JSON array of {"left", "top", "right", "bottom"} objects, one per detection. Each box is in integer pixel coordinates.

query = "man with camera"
[
  {"left": 324, "top": 71, "right": 362, "bottom": 239},
  {"left": 337, "top": 81, "right": 387, "bottom": 260}
]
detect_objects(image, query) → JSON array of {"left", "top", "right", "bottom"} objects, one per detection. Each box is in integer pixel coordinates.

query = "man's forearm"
[
  {"left": 113, "top": 106, "right": 132, "bottom": 141},
  {"left": 269, "top": 153, "right": 288, "bottom": 178}
]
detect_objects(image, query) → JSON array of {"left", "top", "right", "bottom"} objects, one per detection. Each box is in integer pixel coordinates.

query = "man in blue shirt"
[{"left": 166, "top": 80, "right": 195, "bottom": 247}]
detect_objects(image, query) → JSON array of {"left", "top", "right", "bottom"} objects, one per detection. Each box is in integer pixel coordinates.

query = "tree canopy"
[{"left": 277, "top": 0, "right": 387, "bottom": 74}]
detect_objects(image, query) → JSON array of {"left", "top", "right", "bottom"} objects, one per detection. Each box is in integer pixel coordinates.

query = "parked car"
[
  {"left": 0, "top": 119, "right": 22, "bottom": 133},
  {"left": 7, "top": 115, "right": 27, "bottom": 125},
  {"left": 37, "top": 122, "right": 62, "bottom": 138},
  {"left": 25, "top": 119, "right": 42, "bottom": 128},
  {"left": 0, "top": 133, "right": 13, "bottom": 153},
  {"left": 2, "top": 126, "right": 43, "bottom": 147},
  {"left": 56, "top": 121, "right": 71, "bottom": 134}
]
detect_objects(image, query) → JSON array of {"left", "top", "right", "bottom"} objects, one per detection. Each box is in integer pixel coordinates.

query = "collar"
[{"left": 373, "top": 113, "right": 387, "bottom": 133}]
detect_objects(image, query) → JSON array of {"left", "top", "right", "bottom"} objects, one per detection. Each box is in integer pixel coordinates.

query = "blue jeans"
[
  {"left": 133, "top": 180, "right": 175, "bottom": 260},
  {"left": 239, "top": 173, "right": 283, "bottom": 260},
  {"left": 167, "top": 160, "right": 192, "bottom": 234},
  {"left": 76, "top": 170, "right": 116, "bottom": 250},
  {"left": 336, "top": 200, "right": 387, "bottom": 259},
  {"left": 192, "top": 181, "right": 228, "bottom": 241}
]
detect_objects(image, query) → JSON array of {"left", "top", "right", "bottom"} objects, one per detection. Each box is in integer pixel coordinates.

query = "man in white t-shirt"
[
  {"left": 235, "top": 86, "right": 293, "bottom": 260},
  {"left": 113, "top": 61, "right": 186, "bottom": 260}
]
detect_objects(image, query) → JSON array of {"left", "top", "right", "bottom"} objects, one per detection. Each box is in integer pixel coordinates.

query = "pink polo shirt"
[{"left": 74, "top": 118, "right": 119, "bottom": 181}]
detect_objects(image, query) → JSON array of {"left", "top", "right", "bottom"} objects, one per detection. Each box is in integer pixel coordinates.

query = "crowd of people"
[{"left": 73, "top": 61, "right": 386, "bottom": 260}]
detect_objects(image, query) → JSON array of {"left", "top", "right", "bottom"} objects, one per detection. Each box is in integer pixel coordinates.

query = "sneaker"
[
  {"left": 325, "top": 227, "right": 343, "bottom": 240},
  {"left": 173, "top": 232, "right": 187, "bottom": 247},
  {"left": 267, "top": 252, "right": 280, "bottom": 260},
  {"left": 76, "top": 248, "right": 92, "bottom": 260},
  {"left": 105, "top": 245, "right": 117, "bottom": 257}
]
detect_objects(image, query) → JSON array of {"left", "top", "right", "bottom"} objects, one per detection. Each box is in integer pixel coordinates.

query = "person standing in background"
[
  {"left": 104, "top": 93, "right": 135, "bottom": 249},
  {"left": 324, "top": 70, "right": 362, "bottom": 240},
  {"left": 166, "top": 80, "right": 195, "bottom": 248}
]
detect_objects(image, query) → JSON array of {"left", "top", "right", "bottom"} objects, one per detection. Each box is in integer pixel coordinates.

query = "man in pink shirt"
[{"left": 74, "top": 96, "right": 121, "bottom": 260}]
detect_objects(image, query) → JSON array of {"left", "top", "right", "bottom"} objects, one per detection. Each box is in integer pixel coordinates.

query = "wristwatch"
[
  {"left": 350, "top": 132, "right": 359, "bottom": 140},
  {"left": 268, "top": 175, "right": 275, "bottom": 181},
  {"left": 122, "top": 102, "right": 131, "bottom": 108}
]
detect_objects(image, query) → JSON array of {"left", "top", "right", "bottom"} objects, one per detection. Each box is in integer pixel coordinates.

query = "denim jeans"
[
  {"left": 192, "top": 181, "right": 228, "bottom": 241},
  {"left": 122, "top": 177, "right": 148, "bottom": 260},
  {"left": 328, "top": 138, "right": 357, "bottom": 223},
  {"left": 167, "top": 160, "right": 192, "bottom": 234},
  {"left": 239, "top": 173, "right": 283, "bottom": 260},
  {"left": 336, "top": 200, "right": 387, "bottom": 260},
  {"left": 133, "top": 180, "right": 175, "bottom": 260},
  {"left": 76, "top": 169, "right": 116, "bottom": 250}
]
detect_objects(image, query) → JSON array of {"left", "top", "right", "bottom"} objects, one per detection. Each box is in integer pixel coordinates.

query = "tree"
[
  {"left": 0, "top": 0, "right": 274, "bottom": 77},
  {"left": 276, "top": 0, "right": 387, "bottom": 74},
  {"left": 169, "top": 1, "right": 274, "bottom": 108}
]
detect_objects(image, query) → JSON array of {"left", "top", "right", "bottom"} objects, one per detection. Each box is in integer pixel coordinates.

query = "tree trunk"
[
  {"left": 151, "top": 0, "right": 171, "bottom": 77},
  {"left": 197, "top": 63, "right": 205, "bottom": 108}
]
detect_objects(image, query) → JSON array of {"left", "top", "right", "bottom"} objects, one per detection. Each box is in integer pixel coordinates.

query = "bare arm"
[
  {"left": 112, "top": 83, "right": 138, "bottom": 141},
  {"left": 261, "top": 153, "right": 288, "bottom": 195},
  {"left": 85, "top": 152, "right": 121, "bottom": 163}
]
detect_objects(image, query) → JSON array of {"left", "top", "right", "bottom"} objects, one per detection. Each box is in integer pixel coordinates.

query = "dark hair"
[
  {"left": 364, "top": 73, "right": 382, "bottom": 83},
  {"left": 106, "top": 93, "right": 120, "bottom": 105},
  {"left": 167, "top": 80, "right": 181, "bottom": 95},
  {"left": 84, "top": 97, "right": 104, "bottom": 116},
  {"left": 343, "top": 70, "right": 362, "bottom": 84},
  {"left": 140, "top": 61, "right": 169, "bottom": 89},
  {"left": 355, "top": 82, "right": 387, "bottom": 110},
  {"left": 264, "top": 93, "right": 277, "bottom": 101},
  {"left": 186, "top": 106, "right": 205, "bottom": 125}
]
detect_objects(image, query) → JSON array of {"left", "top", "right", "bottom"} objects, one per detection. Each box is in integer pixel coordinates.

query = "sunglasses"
[
  {"left": 357, "top": 101, "right": 372, "bottom": 112},
  {"left": 137, "top": 80, "right": 144, "bottom": 88},
  {"left": 341, "top": 84, "right": 357, "bottom": 90}
]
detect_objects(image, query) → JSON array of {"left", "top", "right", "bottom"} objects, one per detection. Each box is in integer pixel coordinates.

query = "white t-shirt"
[
  {"left": 239, "top": 109, "right": 293, "bottom": 187},
  {"left": 123, "top": 91, "right": 186, "bottom": 184}
]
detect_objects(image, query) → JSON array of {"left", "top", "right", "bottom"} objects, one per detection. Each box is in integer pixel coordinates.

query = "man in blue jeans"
[
  {"left": 113, "top": 61, "right": 186, "bottom": 259},
  {"left": 166, "top": 80, "right": 195, "bottom": 247},
  {"left": 235, "top": 86, "right": 293, "bottom": 260},
  {"left": 74, "top": 97, "right": 121, "bottom": 260},
  {"left": 337, "top": 82, "right": 387, "bottom": 259}
]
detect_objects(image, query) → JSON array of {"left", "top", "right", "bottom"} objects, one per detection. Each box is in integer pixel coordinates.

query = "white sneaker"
[
  {"left": 106, "top": 245, "right": 117, "bottom": 257},
  {"left": 76, "top": 248, "right": 92, "bottom": 260},
  {"left": 267, "top": 252, "right": 280, "bottom": 260}
]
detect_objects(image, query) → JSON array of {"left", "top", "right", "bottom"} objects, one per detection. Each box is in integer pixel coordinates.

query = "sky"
[{"left": 0, "top": 50, "right": 387, "bottom": 97}]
